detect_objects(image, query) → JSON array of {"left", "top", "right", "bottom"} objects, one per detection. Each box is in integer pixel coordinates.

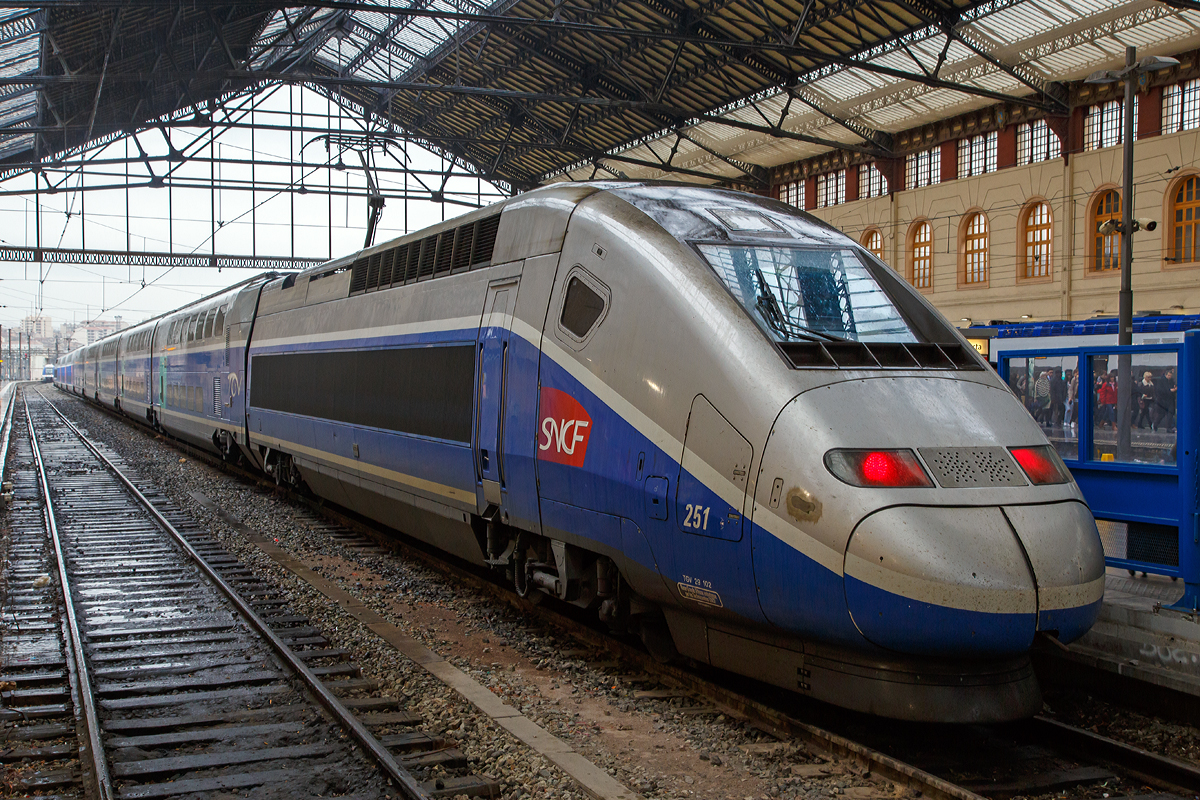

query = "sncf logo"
[{"left": 538, "top": 387, "right": 593, "bottom": 467}]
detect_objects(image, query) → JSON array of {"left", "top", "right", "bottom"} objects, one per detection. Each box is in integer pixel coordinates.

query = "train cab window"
[
  {"left": 698, "top": 244, "right": 934, "bottom": 345},
  {"left": 558, "top": 270, "right": 609, "bottom": 344}
]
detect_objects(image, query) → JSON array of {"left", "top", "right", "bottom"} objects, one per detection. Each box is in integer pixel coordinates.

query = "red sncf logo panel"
[{"left": 538, "top": 387, "right": 593, "bottom": 467}]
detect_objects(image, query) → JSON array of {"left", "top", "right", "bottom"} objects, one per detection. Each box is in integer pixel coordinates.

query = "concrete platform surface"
[{"left": 1056, "top": 569, "right": 1200, "bottom": 699}]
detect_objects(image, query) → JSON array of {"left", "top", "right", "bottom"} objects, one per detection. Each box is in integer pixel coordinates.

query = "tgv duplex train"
[{"left": 57, "top": 182, "right": 1105, "bottom": 722}]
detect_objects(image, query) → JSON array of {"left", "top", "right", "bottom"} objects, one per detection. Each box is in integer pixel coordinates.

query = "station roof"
[{"left": 2, "top": 0, "right": 1200, "bottom": 190}]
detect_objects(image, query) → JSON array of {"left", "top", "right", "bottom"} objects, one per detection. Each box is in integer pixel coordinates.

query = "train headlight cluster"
[
  {"left": 824, "top": 449, "right": 933, "bottom": 488},
  {"left": 1009, "top": 446, "right": 1071, "bottom": 485}
]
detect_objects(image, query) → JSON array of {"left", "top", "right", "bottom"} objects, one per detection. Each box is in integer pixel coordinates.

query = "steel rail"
[
  {"left": 33, "top": 393, "right": 433, "bottom": 800},
  {"left": 23, "top": 394, "right": 115, "bottom": 800},
  {"left": 1030, "top": 715, "right": 1200, "bottom": 793},
  {"left": 0, "top": 381, "right": 18, "bottom": 484}
]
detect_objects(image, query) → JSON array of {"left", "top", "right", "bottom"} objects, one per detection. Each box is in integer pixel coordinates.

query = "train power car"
[{"left": 58, "top": 182, "right": 1105, "bottom": 722}]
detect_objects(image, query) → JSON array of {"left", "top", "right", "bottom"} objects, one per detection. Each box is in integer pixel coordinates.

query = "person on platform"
[
  {"left": 1097, "top": 371, "right": 1117, "bottom": 429},
  {"left": 1050, "top": 367, "right": 1067, "bottom": 425},
  {"left": 1136, "top": 371, "right": 1156, "bottom": 429},
  {"left": 1033, "top": 369, "right": 1052, "bottom": 424},
  {"left": 1064, "top": 368, "right": 1080, "bottom": 429},
  {"left": 1154, "top": 367, "right": 1177, "bottom": 432}
]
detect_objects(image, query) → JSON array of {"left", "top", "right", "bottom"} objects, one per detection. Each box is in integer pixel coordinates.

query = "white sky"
[{"left": 0, "top": 85, "right": 507, "bottom": 334}]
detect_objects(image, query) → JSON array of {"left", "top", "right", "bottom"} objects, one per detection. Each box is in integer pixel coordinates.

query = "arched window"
[
  {"left": 1093, "top": 189, "right": 1122, "bottom": 271},
  {"left": 962, "top": 212, "right": 988, "bottom": 284},
  {"left": 909, "top": 220, "right": 932, "bottom": 289},
  {"left": 1172, "top": 175, "right": 1200, "bottom": 264},
  {"left": 1022, "top": 202, "right": 1052, "bottom": 279},
  {"left": 862, "top": 229, "right": 884, "bottom": 261}
]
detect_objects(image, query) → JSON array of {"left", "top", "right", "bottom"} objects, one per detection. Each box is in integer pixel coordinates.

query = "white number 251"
[{"left": 683, "top": 504, "right": 710, "bottom": 531}]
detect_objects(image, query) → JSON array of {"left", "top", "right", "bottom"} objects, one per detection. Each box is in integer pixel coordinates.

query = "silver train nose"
[
  {"left": 843, "top": 502, "right": 1104, "bottom": 657},
  {"left": 755, "top": 375, "right": 1105, "bottom": 656}
]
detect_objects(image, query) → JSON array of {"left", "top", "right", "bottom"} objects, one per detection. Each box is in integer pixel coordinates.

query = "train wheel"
[{"left": 637, "top": 609, "right": 678, "bottom": 663}]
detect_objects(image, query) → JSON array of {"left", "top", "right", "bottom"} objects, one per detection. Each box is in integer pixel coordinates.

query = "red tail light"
[
  {"left": 1010, "top": 446, "right": 1071, "bottom": 485},
  {"left": 824, "top": 449, "right": 933, "bottom": 488}
]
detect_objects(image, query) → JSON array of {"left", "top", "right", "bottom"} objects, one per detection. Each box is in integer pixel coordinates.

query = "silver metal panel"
[
  {"left": 304, "top": 271, "right": 351, "bottom": 306},
  {"left": 492, "top": 184, "right": 598, "bottom": 263},
  {"left": 918, "top": 447, "right": 1026, "bottom": 488},
  {"left": 846, "top": 505, "right": 1037, "bottom": 616},
  {"left": 1003, "top": 502, "right": 1106, "bottom": 595},
  {"left": 685, "top": 396, "right": 750, "bottom": 495}
]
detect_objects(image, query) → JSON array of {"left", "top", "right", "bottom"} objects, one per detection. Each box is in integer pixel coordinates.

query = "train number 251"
[{"left": 683, "top": 504, "right": 710, "bottom": 531}]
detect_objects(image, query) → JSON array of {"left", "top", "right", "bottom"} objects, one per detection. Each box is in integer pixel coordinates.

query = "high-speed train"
[{"left": 56, "top": 182, "right": 1105, "bottom": 722}]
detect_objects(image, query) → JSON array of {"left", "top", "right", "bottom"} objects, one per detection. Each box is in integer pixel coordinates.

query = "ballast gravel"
[{"left": 44, "top": 385, "right": 912, "bottom": 800}]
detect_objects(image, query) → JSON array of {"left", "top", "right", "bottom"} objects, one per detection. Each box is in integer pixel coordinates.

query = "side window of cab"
[{"left": 555, "top": 267, "right": 610, "bottom": 350}]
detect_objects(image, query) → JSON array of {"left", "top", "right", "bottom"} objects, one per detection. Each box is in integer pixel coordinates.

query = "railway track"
[
  {"left": 33, "top": 383, "right": 1200, "bottom": 800},
  {"left": 1, "top": 388, "right": 501, "bottom": 799}
]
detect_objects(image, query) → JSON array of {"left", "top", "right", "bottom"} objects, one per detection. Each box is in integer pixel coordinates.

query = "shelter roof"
[{"left": 2, "top": 0, "right": 1199, "bottom": 189}]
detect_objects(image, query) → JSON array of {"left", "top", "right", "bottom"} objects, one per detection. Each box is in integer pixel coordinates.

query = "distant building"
[
  {"left": 22, "top": 315, "right": 51, "bottom": 339},
  {"left": 70, "top": 321, "right": 119, "bottom": 345}
]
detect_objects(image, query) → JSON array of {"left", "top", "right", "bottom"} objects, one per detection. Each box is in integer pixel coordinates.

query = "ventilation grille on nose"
[{"left": 917, "top": 447, "right": 1027, "bottom": 488}]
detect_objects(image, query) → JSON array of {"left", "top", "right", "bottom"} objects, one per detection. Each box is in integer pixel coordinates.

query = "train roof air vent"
[
  {"left": 434, "top": 231, "right": 455, "bottom": 276},
  {"left": 348, "top": 256, "right": 370, "bottom": 295},
  {"left": 473, "top": 214, "right": 501, "bottom": 268},
  {"left": 365, "top": 251, "right": 383, "bottom": 291},
  {"left": 418, "top": 234, "right": 438, "bottom": 279},
  {"left": 378, "top": 247, "right": 397, "bottom": 287}
]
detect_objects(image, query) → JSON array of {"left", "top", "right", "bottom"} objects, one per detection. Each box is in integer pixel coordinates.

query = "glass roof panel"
[
  {"left": 0, "top": 131, "right": 32, "bottom": 159},
  {"left": 0, "top": 7, "right": 37, "bottom": 154}
]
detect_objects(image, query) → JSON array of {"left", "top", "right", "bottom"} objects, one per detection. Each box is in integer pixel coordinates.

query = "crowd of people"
[{"left": 1012, "top": 363, "right": 1177, "bottom": 432}]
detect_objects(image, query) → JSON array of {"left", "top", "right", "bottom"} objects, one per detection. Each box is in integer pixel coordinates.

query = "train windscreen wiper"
[{"left": 754, "top": 269, "right": 849, "bottom": 343}]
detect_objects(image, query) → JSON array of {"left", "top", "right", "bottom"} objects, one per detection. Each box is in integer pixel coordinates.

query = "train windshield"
[{"left": 697, "top": 245, "right": 918, "bottom": 344}]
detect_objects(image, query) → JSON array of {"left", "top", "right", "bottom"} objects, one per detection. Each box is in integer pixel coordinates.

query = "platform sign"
[{"left": 966, "top": 338, "right": 990, "bottom": 358}]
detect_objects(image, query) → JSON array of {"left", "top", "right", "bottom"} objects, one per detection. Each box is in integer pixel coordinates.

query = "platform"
[{"left": 1049, "top": 569, "right": 1200, "bottom": 701}]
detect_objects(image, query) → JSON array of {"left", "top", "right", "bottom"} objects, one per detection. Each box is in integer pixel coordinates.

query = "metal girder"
[
  {"left": 0, "top": 83, "right": 35, "bottom": 105},
  {"left": 0, "top": 9, "right": 39, "bottom": 46},
  {"left": 0, "top": 244, "right": 325, "bottom": 271},
  {"left": 314, "top": 84, "right": 516, "bottom": 192},
  {"left": 3, "top": 63, "right": 1047, "bottom": 116},
  {"left": 249, "top": 7, "right": 339, "bottom": 72},
  {"left": 785, "top": 85, "right": 894, "bottom": 151},
  {"left": 84, "top": 8, "right": 124, "bottom": 143},
  {"left": 0, "top": 13, "right": 1060, "bottom": 109},
  {"left": 947, "top": 23, "right": 1067, "bottom": 109},
  {"left": 339, "top": 11, "right": 434, "bottom": 76},
  {"left": 886, "top": 0, "right": 1068, "bottom": 109},
  {"left": 674, "top": 128, "right": 767, "bottom": 185},
  {"left": 0, "top": 83, "right": 265, "bottom": 182},
  {"left": 354, "top": 83, "right": 679, "bottom": 189}
]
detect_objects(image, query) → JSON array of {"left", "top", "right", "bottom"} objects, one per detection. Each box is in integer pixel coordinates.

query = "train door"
[
  {"left": 475, "top": 276, "right": 521, "bottom": 514},
  {"left": 675, "top": 395, "right": 751, "bottom": 542}
]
